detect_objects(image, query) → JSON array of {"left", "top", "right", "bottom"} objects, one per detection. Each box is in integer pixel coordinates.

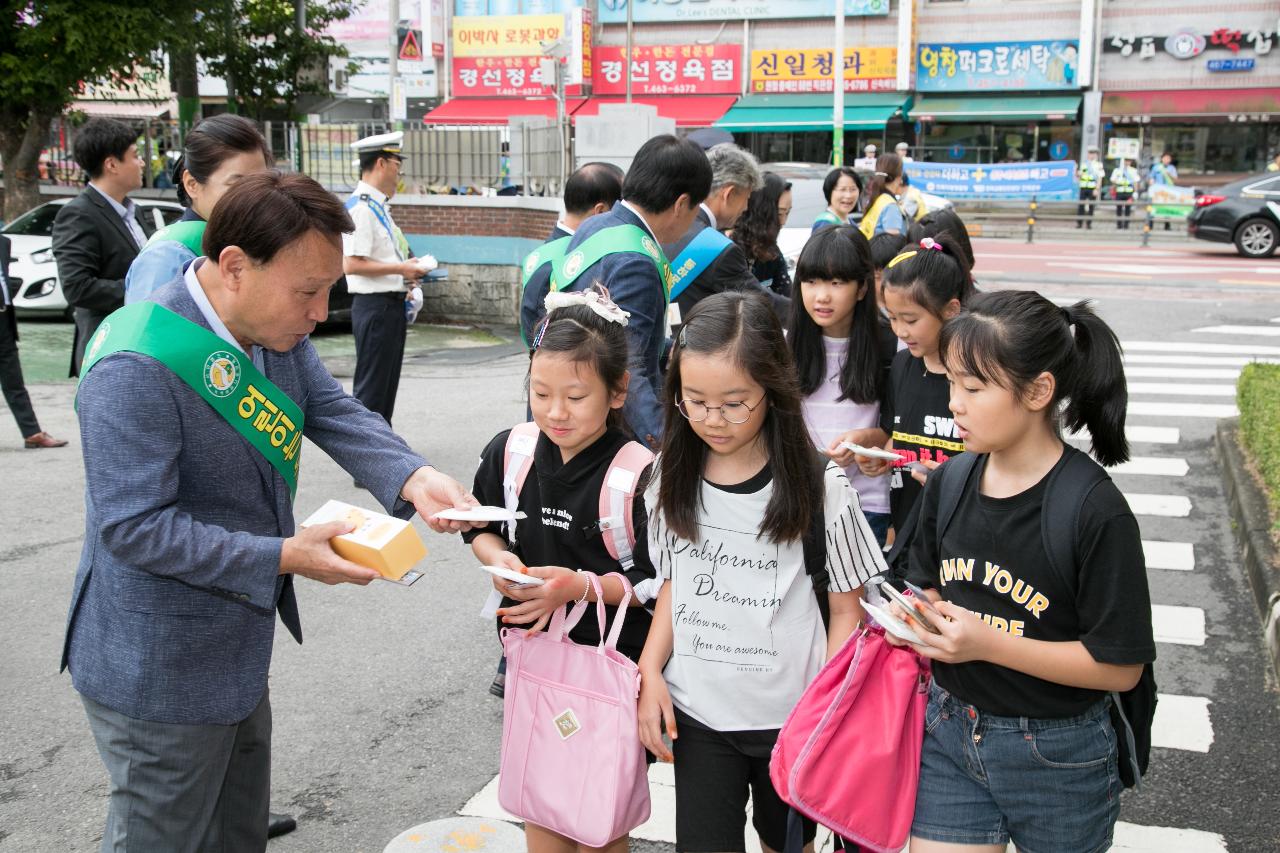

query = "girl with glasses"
[{"left": 636, "top": 290, "right": 886, "bottom": 853}]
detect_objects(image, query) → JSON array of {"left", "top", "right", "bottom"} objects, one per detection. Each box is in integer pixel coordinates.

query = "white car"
[{"left": 3, "top": 197, "right": 184, "bottom": 317}]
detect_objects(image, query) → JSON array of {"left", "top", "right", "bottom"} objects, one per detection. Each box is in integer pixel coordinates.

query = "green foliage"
[
  {"left": 1238, "top": 362, "right": 1280, "bottom": 521},
  {"left": 201, "top": 0, "right": 358, "bottom": 120}
]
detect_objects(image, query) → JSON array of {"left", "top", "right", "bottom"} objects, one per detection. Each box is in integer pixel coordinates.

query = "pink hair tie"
[{"left": 919, "top": 237, "right": 943, "bottom": 252}]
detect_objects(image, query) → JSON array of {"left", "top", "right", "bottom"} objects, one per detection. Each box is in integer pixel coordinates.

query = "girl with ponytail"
[{"left": 887, "top": 290, "right": 1155, "bottom": 853}]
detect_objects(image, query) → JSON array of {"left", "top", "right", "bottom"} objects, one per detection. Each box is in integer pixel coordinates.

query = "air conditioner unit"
[{"left": 329, "top": 56, "right": 350, "bottom": 96}]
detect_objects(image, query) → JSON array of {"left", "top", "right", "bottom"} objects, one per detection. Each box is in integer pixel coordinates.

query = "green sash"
[
  {"left": 146, "top": 219, "right": 206, "bottom": 256},
  {"left": 550, "top": 224, "right": 672, "bottom": 302},
  {"left": 78, "top": 303, "right": 305, "bottom": 498},
  {"left": 814, "top": 210, "right": 844, "bottom": 227},
  {"left": 521, "top": 235, "right": 571, "bottom": 289}
]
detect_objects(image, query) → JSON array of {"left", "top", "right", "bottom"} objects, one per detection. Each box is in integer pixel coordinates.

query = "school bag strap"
[
  {"left": 501, "top": 422, "right": 541, "bottom": 546},
  {"left": 598, "top": 441, "right": 656, "bottom": 571}
]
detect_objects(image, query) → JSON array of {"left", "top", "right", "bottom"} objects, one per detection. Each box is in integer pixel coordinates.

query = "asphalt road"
[{"left": 2, "top": 239, "right": 1279, "bottom": 852}]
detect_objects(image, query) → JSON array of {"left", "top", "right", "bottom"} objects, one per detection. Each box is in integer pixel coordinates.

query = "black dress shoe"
[{"left": 268, "top": 812, "right": 297, "bottom": 839}]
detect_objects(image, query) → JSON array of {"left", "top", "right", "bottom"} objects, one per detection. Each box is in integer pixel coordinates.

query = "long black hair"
[
  {"left": 940, "top": 291, "right": 1129, "bottom": 466},
  {"left": 527, "top": 291, "right": 631, "bottom": 433},
  {"left": 881, "top": 233, "right": 975, "bottom": 317},
  {"left": 732, "top": 171, "right": 790, "bottom": 263},
  {"left": 172, "top": 115, "right": 273, "bottom": 208},
  {"left": 659, "top": 291, "right": 819, "bottom": 544},
  {"left": 789, "top": 226, "right": 882, "bottom": 404}
]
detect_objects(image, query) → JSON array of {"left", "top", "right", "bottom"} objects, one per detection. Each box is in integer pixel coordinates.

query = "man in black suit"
[
  {"left": 662, "top": 143, "right": 787, "bottom": 332},
  {"left": 52, "top": 117, "right": 146, "bottom": 377},
  {"left": 0, "top": 235, "right": 66, "bottom": 448}
]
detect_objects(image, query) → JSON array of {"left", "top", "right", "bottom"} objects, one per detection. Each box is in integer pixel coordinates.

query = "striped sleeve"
[{"left": 823, "top": 462, "right": 889, "bottom": 592}]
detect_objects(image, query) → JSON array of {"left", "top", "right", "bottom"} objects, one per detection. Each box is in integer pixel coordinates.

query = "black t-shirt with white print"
[
  {"left": 463, "top": 426, "right": 655, "bottom": 659},
  {"left": 906, "top": 446, "right": 1157, "bottom": 719},
  {"left": 879, "top": 349, "right": 958, "bottom": 531}
]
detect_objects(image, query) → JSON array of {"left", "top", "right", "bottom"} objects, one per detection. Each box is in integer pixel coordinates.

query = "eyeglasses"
[{"left": 675, "top": 396, "right": 764, "bottom": 424}]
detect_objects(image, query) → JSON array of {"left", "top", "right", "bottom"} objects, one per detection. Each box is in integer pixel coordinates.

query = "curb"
[{"left": 1215, "top": 417, "right": 1280, "bottom": 682}]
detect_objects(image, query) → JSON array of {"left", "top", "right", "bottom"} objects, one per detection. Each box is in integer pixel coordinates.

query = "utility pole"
[
  {"left": 389, "top": 0, "right": 401, "bottom": 125},
  {"left": 832, "top": 0, "right": 844, "bottom": 166}
]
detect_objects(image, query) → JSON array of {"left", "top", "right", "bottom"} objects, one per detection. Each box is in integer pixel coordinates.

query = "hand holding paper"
[{"left": 402, "top": 466, "right": 480, "bottom": 534}]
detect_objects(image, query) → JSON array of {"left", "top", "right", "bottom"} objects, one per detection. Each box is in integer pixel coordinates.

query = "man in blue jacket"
[
  {"left": 64, "top": 171, "right": 476, "bottom": 852},
  {"left": 552, "top": 135, "right": 711, "bottom": 448}
]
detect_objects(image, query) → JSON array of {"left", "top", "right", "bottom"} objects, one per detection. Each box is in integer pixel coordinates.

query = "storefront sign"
[
  {"left": 750, "top": 47, "right": 897, "bottom": 93},
  {"left": 594, "top": 45, "right": 740, "bottom": 95},
  {"left": 905, "top": 161, "right": 1078, "bottom": 200},
  {"left": 1106, "top": 137, "right": 1140, "bottom": 160},
  {"left": 1105, "top": 27, "right": 1276, "bottom": 59},
  {"left": 453, "top": 56, "right": 551, "bottom": 96},
  {"left": 917, "top": 41, "right": 1080, "bottom": 92},
  {"left": 453, "top": 14, "right": 565, "bottom": 57},
  {"left": 1208, "top": 58, "right": 1256, "bottom": 72},
  {"left": 565, "top": 7, "right": 591, "bottom": 86},
  {"left": 596, "top": 0, "right": 888, "bottom": 24}
]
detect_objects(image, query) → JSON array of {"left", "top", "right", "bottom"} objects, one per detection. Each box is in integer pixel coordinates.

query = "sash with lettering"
[
  {"left": 550, "top": 224, "right": 673, "bottom": 301},
  {"left": 78, "top": 302, "right": 304, "bottom": 498},
  {"left": 669, "top": 226, "right": 733, "bottom": 302}
]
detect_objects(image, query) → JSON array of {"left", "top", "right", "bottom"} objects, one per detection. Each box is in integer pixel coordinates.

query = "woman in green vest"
[
  {"left": 811, "top": 166, "right": 862, "bottom": 234},
  {"left": 124, "top": 115, "right": 273, "bottom": 304},
  {"left": 858, "top": 153, "right": 908, "bottom": 240}
]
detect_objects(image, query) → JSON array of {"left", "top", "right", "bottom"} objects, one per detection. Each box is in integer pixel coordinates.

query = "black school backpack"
[{"left": 911, "top": 449, "right": 1157, "bottom": 790}]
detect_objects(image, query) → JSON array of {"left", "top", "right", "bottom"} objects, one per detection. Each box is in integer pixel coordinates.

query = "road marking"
[
  {"left": 1194, "top": 324, "right": 1280, "bottom": 337},
  {"left": 1143, "top": 540, "right": 1195, "bottom": 572},
  {"left": 1123, "top": 340, "right": 1280, "bottom": 355},
  {"left": 1128, "top": 382, "right": 1237, "bottom": 397},
  {"left": 1124, "top": 493, "right": 1192, "bottom": 517},
  {"left": 1124, "top": 366, "right": 1241, "bottom": 380},
  {"left": 1069, "top": 425, "right": 1181, "bottom": 445},
  {"left": 1152, "top": 694, "right": 1214, "bottom": 753},
  {"left": 1152, "top": 604, "right": 1206, "bottom": 646},
  {"left": 1079, "top": 271, "right": 1153, "bottom": 280},
  {"left": 1219, "top": 278, "right": 1280, "bottom": 287},
  {"left": 1128, "top": 401, "right": 1239, "bottom": 418},
  {"left": 1112, "top": 822, "right": 1228, "bottom": 852},
  {"left": 1125, "top": 353, "right": 1279, "bottom": 366},
  {"left": 1109, "top": 457, "right": 1189, "bottom": 477}
]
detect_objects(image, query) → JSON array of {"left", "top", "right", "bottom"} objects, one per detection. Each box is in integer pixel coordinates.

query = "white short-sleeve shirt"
[{"left": 342, "top": 181, "right": 404, "bottom": 294}]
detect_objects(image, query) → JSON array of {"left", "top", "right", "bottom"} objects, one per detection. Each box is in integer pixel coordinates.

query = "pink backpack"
[
  {"left": 502, "top": 422, "right": 654, "bottom": 570},
  {"left": 499, "top": 573, "right": 651, "bottom": 847},
  {"left": 770, "top": 624, "right": 931, "bottom": 853}
]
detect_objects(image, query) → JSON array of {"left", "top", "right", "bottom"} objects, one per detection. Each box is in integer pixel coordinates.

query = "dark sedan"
[{"left": 1187, "top": 172, "right": 1280, "bottom": 258}]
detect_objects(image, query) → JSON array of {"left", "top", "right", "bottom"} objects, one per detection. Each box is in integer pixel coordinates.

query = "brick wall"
[{"left": 392, "top": 195, "right": 561, "bottom": 241}]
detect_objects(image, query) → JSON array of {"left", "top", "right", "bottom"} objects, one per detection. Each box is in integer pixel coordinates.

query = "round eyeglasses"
[{"left": 675, "top": 396, "right": 764, "bottom": 424}]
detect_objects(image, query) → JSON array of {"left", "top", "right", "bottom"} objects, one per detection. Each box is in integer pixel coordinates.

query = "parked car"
[
  {"left": 1187, "top": 172, "right": 1280, "bottom": 258},
  {"left": 2, "top": 197, "right": 358, "bottom": 325},
  {"left": 3, "top": 198, "right": 183, "bottom": 317}
]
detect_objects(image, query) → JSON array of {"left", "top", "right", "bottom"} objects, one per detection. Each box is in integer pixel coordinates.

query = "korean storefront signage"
[
  {"left": 593, "top": 45, "right": 740, "bottom": 95},
  {"left": 452, "top": 56, "right": 552, "bottom": 97},
  {"left": 1105, "top": 27, "right": 1276, "bottom": 60},
  {"left": 750, "top": 47, "right": 897, "bottom": 93},
  {"left": 452, "top": 14, "right": 565, "bottom": 57},
  {"left": 905, "top": 161, "right": 1078, "bottom": 201},
  {"left": 916, "top": 41, "right": 1080, "bottom": 92},
  {"left": 594, "top": 0, "right": 889, "bottom": 25}
]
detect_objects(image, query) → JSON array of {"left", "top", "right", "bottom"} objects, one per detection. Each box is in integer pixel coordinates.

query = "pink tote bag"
[
  {"left": 499, "top": 573, "right": 651, "bottom": 847},
  {"left": 770, "top": 624, "right": 931, "bottom": 853}
]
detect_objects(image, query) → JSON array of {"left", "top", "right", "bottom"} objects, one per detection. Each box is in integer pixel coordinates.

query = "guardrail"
[{"left": 950, "top": 197, "right": 1188, "bottom": 246}]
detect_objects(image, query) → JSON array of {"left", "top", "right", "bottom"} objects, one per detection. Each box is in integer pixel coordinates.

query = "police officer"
[
  {"left": 1110, "top": 157, "right": 1139, "bottom": 231},
  {"left": 854, "top": 143, "right": 878, "bottom": 171},
  {"left": 1076, "top": 145, "right": 1105, "bottom": 229},
  {"left": 342, "top": 132, "right": 435, "bottom": 426}
]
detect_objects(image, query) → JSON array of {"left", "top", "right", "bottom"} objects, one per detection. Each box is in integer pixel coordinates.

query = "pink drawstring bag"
[
  {"left": 770, "top": 624, "right": 931, "bottom": 853},
  {"left": 499, "top": 573, "right": 651, "bottom": 847}
]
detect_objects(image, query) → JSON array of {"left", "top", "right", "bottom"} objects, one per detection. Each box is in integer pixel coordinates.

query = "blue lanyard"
[{"left": 345, "top": 193, "right": 404, "bottom": 260}]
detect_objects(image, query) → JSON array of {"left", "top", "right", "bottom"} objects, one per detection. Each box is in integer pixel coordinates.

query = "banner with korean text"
[
  {"left": 916, "top": 41, "right": 1080, "bottom": 92},
  {"left": 750, "top": 47, "right": 896, "bottom": 93},
  {"left": 594, "top": 45, "right": 740, "bottom": 95},
  {"left": 905, "top": 161, "right": 1078, "bottom": 200}
]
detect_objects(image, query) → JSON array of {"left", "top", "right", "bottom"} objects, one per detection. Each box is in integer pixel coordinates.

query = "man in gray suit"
[{"left": 64, "top": 171, "right": 477, "bottom": 852}]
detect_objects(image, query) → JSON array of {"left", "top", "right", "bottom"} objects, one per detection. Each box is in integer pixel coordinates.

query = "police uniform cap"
[{"left": 351, "top": 131, "right": 405, "bottom": 168}]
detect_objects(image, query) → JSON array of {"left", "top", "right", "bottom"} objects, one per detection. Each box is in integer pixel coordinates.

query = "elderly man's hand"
[{"left": 401, "top": 466, "right": 479, "bottom": 534}]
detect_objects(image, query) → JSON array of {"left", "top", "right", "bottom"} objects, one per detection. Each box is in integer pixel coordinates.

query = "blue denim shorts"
[{"left": 912, "top": 682, "right": 1121, "bottom": 853}]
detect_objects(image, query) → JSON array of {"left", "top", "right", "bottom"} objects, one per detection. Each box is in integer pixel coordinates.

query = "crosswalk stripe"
[
  {"left": 1124, "top": 366, "right": 1241, "bottom": 380},
  {"left": 1112, "top": 822, "right": 1228, "bottom": 852},
  {"left": 1193, "top": 324, "right": 1280, "bottom": 338},
  {"left": 1123, "top": 340, "right": 1280, "bottom": 356},
  {"left": 1128, "top": 382, "right": 1237, "bottom": 397},
  {"left": 1152, "top": 604, "right": 1206, "bottom": 646},
  {"left": 1126, "top": 353, "right": 1279, "bottom": 366},
  {"left": 1125, "top": 493, "right": 1191, "bottom": 517},
  {"left": 1143, "top": 540, "right": 1195, "bottom": 571},
  {"left": 1152, "top": 694, "right": 1214, "bottom": 753},
  {"left": 1128, "top": 401, "right": 1238, "bottom": 418},
  {"left": 1069, "top": 425, "right": 1181, "bottom": 445},
  {"left": 1109, "top": 457, "right": 1189, "bottom": 477}
]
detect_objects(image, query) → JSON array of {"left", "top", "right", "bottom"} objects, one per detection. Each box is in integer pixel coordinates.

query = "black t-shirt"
[
  {"left": 878, "top": 350, "right": 957, "bottom": 531},
  {"left": 905, "top": 447, "right": 1157, "bottom": 718},
  {"left": 463, "top": 426, "right": 655, "bottom": 659}
]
